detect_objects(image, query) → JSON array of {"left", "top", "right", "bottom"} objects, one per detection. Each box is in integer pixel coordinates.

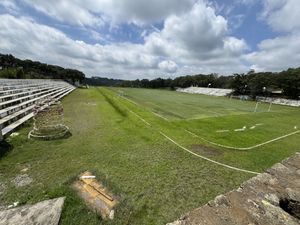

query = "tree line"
[
  {"left": 1, "top": 53, "right": 299, "bottom": 99},
  {"left": 117, "top": 69, "right": 300, "bottom": 99},
  {"left": 0, "top": 54, "right": 85, "bottom": 84}
]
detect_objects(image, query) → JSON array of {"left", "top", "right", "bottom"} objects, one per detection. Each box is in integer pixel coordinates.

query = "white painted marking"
[
  {"left": 119, "top": 95, "right": 139, "bottom": 106},
  {"left": 160, "top": 131, "right": 259, "bottom": 175},
  {"left": 234, "top": 128, "right": 245, "bottom": 132},
  {"left": 111, "top": 90, "right": 261, "bottom": 175},
  {"left": 216, "top": 130, "right": 229, "bottom": 133},
  {"left": 127, "top": 109, "right": 151, "bottom": 126},
  {"left": 119, "top": 92, "right": 169, "bottom": 121},
  {"left": 185, "top": 129, "right": 300, "bottom": 150},
  {"left": 152, "top": 111, "right": 169, "bottom": 121}
]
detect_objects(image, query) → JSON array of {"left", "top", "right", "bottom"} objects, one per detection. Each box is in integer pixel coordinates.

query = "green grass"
[
  {"left": 113, "top": 88, "right": 294, "bottom": 120},
  {"left": 0, "top": 87, "right": 299, "bottom": 225}
]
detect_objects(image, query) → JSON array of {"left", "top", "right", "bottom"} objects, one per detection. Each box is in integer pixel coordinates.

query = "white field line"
[
  {"left": 151, "top": 111, "right": 169, "bottom": 121},
  {"left": 114, "top": 92, "right": 260, "bottom": 174},
  {"left": 160, "top": 131, "right": 260, "bottom": 175},
  {"left": 119, "top": 95, "right": 139, "bottom": 106},
  {"left": 127, "top": 108, "right": 151, "bottom": 126},
  {"left": 185, "top": 129, "right": 300, "bottom": 151},
  {"left": 123, "top": 103, "right": 259, "bottom": 174},
  {"left": 119, "top": 93, "right": 170, "bottom": 121}
]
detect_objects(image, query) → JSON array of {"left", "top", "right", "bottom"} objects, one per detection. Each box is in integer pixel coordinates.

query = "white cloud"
[
  {"left": 145, "top": 2, "right": 248, "bottom": 73},
  {"left": 246, "top": 0, "right": 300, "bottom": 71},
  {"left": 0, "top": 14, "right": 160, "bottom": 79},
  {"left": 162, "top": 3, "right": 228, "bottom": 53},
  {"left": 246, "top": 32, "right": 300, "bottom": 71},
  {"left": 158, "top": 60, "right": 178, "bottom": 73},
  {"left": 23, "top": 0, "right": 104, "bottom": 27},
  {"left": 0, "top": 0, "right": 19, "bottom": 13},
  {"left": 261, "top": 0, "right": 300, "bottom": 32},
  {"left": 23, "top": 0, "right": 197, "bottom": 26},
  {"left": 0, "top": 1, "right": 249, "bottom": 79}
]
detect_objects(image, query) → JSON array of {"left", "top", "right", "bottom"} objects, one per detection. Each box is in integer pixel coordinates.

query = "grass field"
[{"left": 0, "top": 87, "right": 299, "bottom": 225}]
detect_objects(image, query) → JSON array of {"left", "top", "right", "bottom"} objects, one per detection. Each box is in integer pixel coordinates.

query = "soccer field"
[
  {"left": 0, "top": 87, "right": 299, "bottom": 225},
  {"left": 112, "top": 87, "right": 293, "bottom": 120}
]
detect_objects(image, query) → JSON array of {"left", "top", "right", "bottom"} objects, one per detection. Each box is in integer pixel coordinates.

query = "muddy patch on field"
[{"left": 190, "top": 144, "right": 223, "bottom": 157}]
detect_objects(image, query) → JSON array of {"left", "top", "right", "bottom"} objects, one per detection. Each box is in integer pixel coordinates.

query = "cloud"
[
  {"left": 246, "top": 32, "right": 300, "bottom": 71},
  {"left": 246, "top": 0, "right": 300, "bottom": 71},
  {"left": 0, "top": 0, "right": 250, "bottom": 79},
  {"left": 23, "top": 0, "right": 197, "bottom": 26},
  {"left": 23, "top": 0, "right": 104, "bottom": 27},
  {"left": 261, "top": 0, "right": 300, "bottom": 32},
  {"left": 162, "top": 3, "right": 228, "bottom": 53},
  {"left": 145, "top": 2, "right": 248, "bottom": 73},
  {"left": 158, "top": 60, "right": 178, "bottom": 73},
  {"left": 0, "top": 14, "right": 160, "bottom": 78},
  {"left": 0, "top": 0, "right": 19, "bottom": 13}
]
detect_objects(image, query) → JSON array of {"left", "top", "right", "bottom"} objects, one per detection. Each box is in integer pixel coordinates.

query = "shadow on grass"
[
  {"left": 96, "top": 88, "right": 128, "bottom": 117},
  {"left": 0, "top": 140, "right": 13, "bottom": 158}
]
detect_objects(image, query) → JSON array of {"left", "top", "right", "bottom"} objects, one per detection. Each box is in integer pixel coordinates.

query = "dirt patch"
[
  {"left": 12, "top": 174, "right": 33, "bottom": 187},
  {"left": 72, "top": 171, "right": 118, "bottom": 220},
  {"left": 0, "top": 182, "right": 6, "bottom": 196},
  {"left": 190, "top": 144, "right": 223, "bottom": 157}
]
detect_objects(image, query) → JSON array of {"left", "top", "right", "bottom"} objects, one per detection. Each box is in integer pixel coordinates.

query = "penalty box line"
[
  {"left": 120, "top": 96, "right": 260, "bottom": 174},
  {"left": 185, "top": 129, "right": 300, "bottom": 151}
]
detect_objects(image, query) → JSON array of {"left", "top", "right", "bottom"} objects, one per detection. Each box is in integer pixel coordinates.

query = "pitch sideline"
[{"left": 117, "top": 93, "right": 261, "bottom": 175}]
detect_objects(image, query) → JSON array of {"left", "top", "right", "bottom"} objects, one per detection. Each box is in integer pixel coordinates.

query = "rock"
[
  {"left": 264, "top": 194, "right": 279, "bottom": 206},
  {"left": 12, "top": 174, "right": 33, "bottom": 187},
  {"left": 0, "top": 197, "right": 65, "bottom": 225},
  {"left": 0, "top": 182, "right": 5, "bottom": 195}
]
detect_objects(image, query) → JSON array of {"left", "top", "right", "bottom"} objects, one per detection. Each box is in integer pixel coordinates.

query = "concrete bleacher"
[
  {"left": 0, "top": 79, "right": 76, "bottom": 140},
  {"left": 177, "top": 86, "right": 233, "bottom": 97}
]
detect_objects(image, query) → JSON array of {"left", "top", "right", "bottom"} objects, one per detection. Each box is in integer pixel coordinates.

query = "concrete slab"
[{"left": 0, "top": 197, "right": 65, "bottom": 225}]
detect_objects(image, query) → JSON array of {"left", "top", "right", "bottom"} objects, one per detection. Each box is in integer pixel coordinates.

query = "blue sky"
[{"left": 0, "top": 0, "right": 299, "bottom": 79}]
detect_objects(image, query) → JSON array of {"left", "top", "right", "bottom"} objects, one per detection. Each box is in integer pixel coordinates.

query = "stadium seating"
[
  {"left": 257, "top": 96, "right": 300, "bottom": 107},
  {"left": 0, "top": 79, "right": 75, "bottom": 140},
  {"left": 177, "top": 86, "right": 233, "bottom": 97}
]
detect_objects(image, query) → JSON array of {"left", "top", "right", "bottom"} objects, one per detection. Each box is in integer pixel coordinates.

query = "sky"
[{"left": 0, "top": 0, "right": 300, "bottom": 79}]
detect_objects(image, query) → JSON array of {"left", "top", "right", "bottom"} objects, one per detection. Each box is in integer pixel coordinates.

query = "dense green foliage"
[
  {"left": 231, "top": 69, "right": 300, "bottom": 99},
  {"left": 85, "top": 77, "right": 124, "bottom": 86},
  {"left": 0, "top": 54, "right": 85, "bottom": 83},
  {"left": 1, "top": 87, "right": 299, "bottom": 224},
  {"left": 119, "top": 69, "right": 300, "bottom": 99},
  {"left": 1, "top": 53, "right": 299, "bottom": 99},
  {"left": 120, "top": 74, "right": 233, "bottom": 89}
]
